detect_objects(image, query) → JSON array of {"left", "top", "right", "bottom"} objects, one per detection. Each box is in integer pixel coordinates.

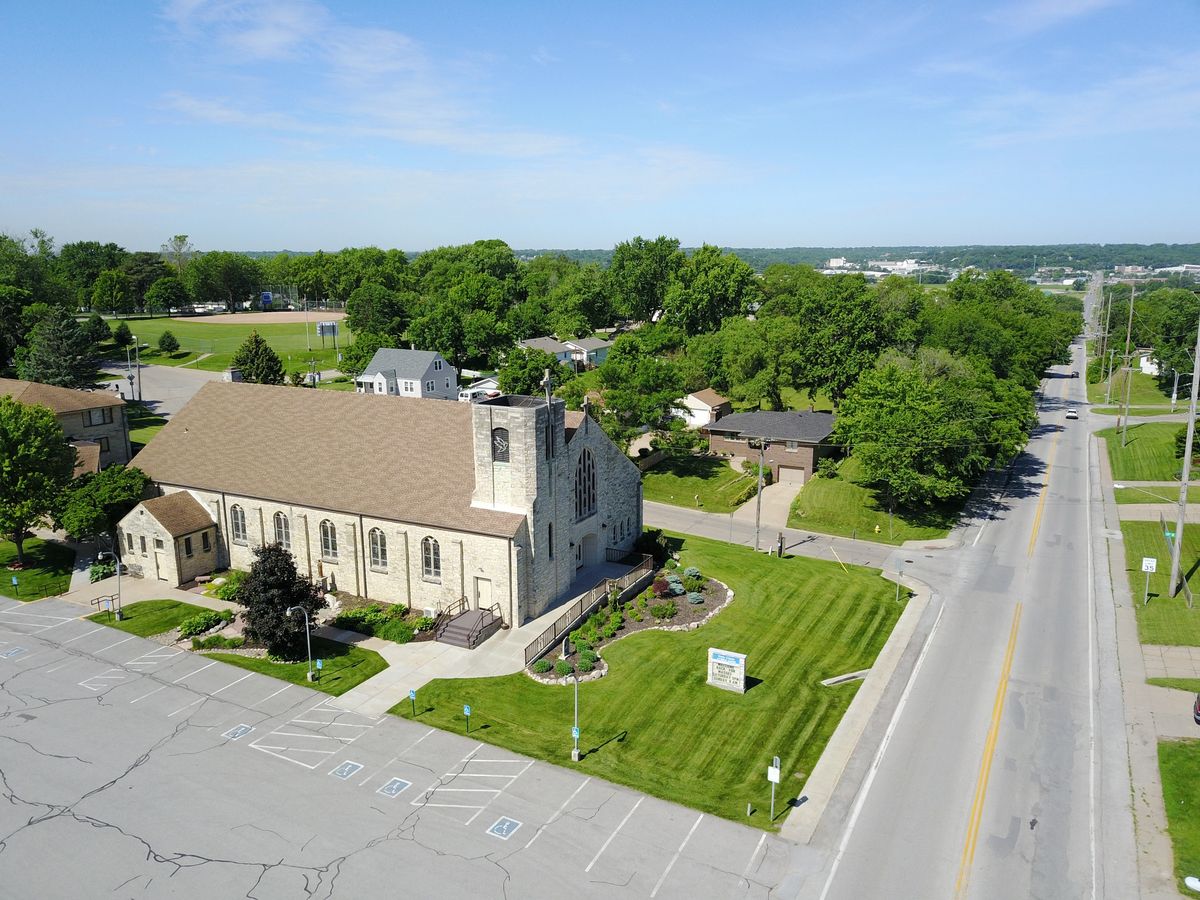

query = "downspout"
[
  {"left": 173, "top": 536, "right": 182, "bottom": 586},
  {"left": 508, "top": 536, "right": 515, "bottom": 626},
  {"left": 358, "top": 514, "right": 368, "bottom": 600},
  {"left": 350, "top": 520, "right": 361, "bottom": 597},
  {"left": 219, "top": 491, "right": 229, "bottom": 568},
  {"left": 402, "top": 530, "right": 412, "bottom": 607},
  {"left": 301, "top": 513, "right": 311, "bottom": 578},
  {"left": 458, "top": 540, "right": 466, "bottom": 603}
]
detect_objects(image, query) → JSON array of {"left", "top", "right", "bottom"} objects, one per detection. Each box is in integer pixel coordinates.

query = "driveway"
[
  {"left": 104, "top": 362, "right": 224, "bottom": 417},
  {"left": 732, "top": 481, "right": 803, "bottom": 529}
]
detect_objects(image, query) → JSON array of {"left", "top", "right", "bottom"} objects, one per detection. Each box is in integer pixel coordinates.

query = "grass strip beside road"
[
  {"left": 86, "top": 598, "right": 214, "bottom": 637},
  {"left": 1114, "top": 486, "right": 1200, "bottom": 505},
  {"left": 1098, "top": 423, "right": 1183, "bottom": 482},
  {"left": 1092, "top": 406, "right": 1179, "bottom": 417},
  {"left": 392, "top": 532, "right": 904, "bottom": 828},
  {"left": 205, "top": 636, "right": 386, "bottom": 697},
  {"left": 1088, "top": 370, "right": 1172, "bottom": 406},
  {"left": 0, "top": 539, "right": 75, "bottom": 601},
  {"left": 1119, "top": 522, "right": 1200, "bottom": 646},
  {"left": 1148, "top": 678, "right": 1200, "bottom": 693},
  {"left": 788, "top": 455, "right": 959, "bottom": 545},
  {"left": 1158, "top": 740, "right": 1200, "bottom": 894},
  {"left": 641, "top": 455, "right": 752, "bottom": 514}
]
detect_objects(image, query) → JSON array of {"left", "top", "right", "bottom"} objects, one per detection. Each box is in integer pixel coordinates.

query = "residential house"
[
  {"left": 119, "top": 383, "right": 643, "bottom": 627},
  {"left": 517, "top": 337, "right": 574, "bottom": 366},
  {"left": 517, "top": 336, "right": 613, "bottom": 371},
  {"left": 702, "top": 410, "right": 836, "bottom": 485},
  {"left": 679, "top": 389, "right": 732, "bottom": 429},
  {"left": 354, "top": 349, "right": 457, "bottom": 400},
  {"left": 0, "top": 378, "right": 132, "bottom": 468}
]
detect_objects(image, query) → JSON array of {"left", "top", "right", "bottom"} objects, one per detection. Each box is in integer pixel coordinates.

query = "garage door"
[{"left": 777, "top": 466, "right": 806, "bottom": 485}]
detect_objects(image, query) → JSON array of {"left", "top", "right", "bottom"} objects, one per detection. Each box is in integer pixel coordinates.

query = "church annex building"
[{"left": 118, "top": 382, "right": 643, "bottom": 627}]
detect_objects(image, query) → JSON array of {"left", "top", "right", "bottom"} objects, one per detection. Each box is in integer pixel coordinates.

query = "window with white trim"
[
  {"left": 403, "top": 380, "right": 414, "bottom": 392},
  {"left": 86, "top": 407, "right": 113, "bottom": 426},
  {"left": 434, "top": 359, "right": 442, "bottom": 371},
  {"left": 369, "top": 528, "right": 387, "bottom": 571},
  {"left": 421, "top": 536, "right": 441, "bottom": 581},
  {"left": 425, "top": 380, "right": 434, "bottom": 392},
  {"left": 273, "top": 512, "right": 290, "bottom": 550},
  {"left": 574, "top": 449, "right": 597, "bottom": 520},
  {"left": 320, "top": 519, "right": 338, "bottom": 562},
  {"left": 229, "top": 504, "right": 247, "bottom": 545}
]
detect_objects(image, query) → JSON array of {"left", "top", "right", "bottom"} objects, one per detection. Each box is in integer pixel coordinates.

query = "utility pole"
[
  {"left": 1105, "top": 349, "right": 1117, "bottom": 405},
  {"left": 1100, "top": 278, "right": 1113, "bottom": 360},
  {"left": 1169, "top": 309, "right": 1200, "bottom": 599},
  {"left": 753, "top": 440, "right": 766, "bottom": 552},
  {"left": 1120, "top": 284, "right": 1136, "bottom": 448}
]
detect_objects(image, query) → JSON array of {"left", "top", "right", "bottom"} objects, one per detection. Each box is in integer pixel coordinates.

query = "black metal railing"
[
  {"left": 434, "top": 596, "right": 469, "bottom": 640},
  {"left": 467, "top": 603, "right": 504, "bottom": 649}
]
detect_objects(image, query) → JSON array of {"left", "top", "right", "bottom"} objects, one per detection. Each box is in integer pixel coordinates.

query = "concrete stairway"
[{"left": 436, "top": 608, "right": 502, "bottom": 649}]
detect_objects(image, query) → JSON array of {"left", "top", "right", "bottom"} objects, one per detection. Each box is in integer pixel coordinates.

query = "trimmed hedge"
[
  {"left": 178, "top": 610, "right": 223, "bottom": 638},
  {"left": 192, "top": 634, "right": 245, "bottom": 650}
]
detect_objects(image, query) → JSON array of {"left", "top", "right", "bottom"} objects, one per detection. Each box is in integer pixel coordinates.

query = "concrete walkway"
[
  {"left": 1143, "top": 644, "right": 1200, "bottom": 681},
  {"left": 1118, "top": 502, "right": 1200, "bottom": 522}
]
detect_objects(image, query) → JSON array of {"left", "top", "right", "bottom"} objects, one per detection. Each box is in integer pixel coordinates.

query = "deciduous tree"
[
  {"left": 92, "top": 269, "right": 133, "bottom": 318},
  {"left": 55, "top": 465, "right": 148, "bottom": 544},
  {"left": 498, "top": 347, "right": 574, "bottom": 396},
  {"left": 0, "top": 397, "right": 76, "bottom": 565},
  {"left": 144, "top": 275, "right": 189, "bottom": 316},
  {"left": 235, "top": 543, "right": 327, "bottom": 658}
]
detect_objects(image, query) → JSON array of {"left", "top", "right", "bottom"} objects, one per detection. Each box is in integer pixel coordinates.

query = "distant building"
[
  {"left": 826, "top": 257, "right": 852, "bottom": 269},
  {"left": 517, "top": 337, "right": 574, "bottom": 365},
  {"left": 354, "top": 349, "right": 457, "bottom": 400},
  {"left": 0, "top": 378, "right": 131, "bottom": 469},
  {"left": 517, "top": 336, "right": 613, "bottom": 370}
]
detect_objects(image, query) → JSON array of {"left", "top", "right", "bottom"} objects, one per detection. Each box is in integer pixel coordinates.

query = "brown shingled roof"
[
  {"left": 70, "top": 441, "right": 101, "bottom": 478},
  {"left": 141, "top": 492, "right": 215, "bottom": 538},
  {"left": 0, "top": 378, "right": 124, "bottom": 414},
  {"left": 131, "top": 382, "right": 525, "bottom": 538},
  {"left": 689, "top": 388, "right": 729, "bottom": 408}
]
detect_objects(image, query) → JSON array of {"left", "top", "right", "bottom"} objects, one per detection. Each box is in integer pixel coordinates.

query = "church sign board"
[{"left": 707, "top": 648, "right": 746, "bottom": 693}]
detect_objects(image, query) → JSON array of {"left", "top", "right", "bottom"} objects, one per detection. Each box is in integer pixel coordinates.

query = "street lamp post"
[
  {"left": 570, "top": 671, "right": 581, "bottom": 762},
  {"left": 287, "top": 606, "right": 315, "bottom": 681}
]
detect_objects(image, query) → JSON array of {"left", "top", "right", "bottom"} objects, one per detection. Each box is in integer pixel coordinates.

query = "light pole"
[
  {"left": 97, "top": 548, "right": 123, "bottom": 620},
  {"left": 287, "top": 606, "right": 315, "bottom": 681},
  {"left": 570, "top": 670, "right": 581, "bottom": 762},
  {"left": 750, "top": 439, "right": 768, "bottom": 552},
  {"left": 132, "top": 335, "right": 143, "bottom": 402}
]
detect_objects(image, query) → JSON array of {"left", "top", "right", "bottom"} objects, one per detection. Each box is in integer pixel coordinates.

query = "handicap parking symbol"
[
  {"left": 0, "top": 647, "right": 27, "bottom": 659},
  {"left": 222, "top": 724, "right": 254, "bottom": 741},
  {"left": 487, "top": 817, "right": 522, "bottom": 840},
  {"left": 377, "top": 777, "right": 411, "bottom": 798},
  {"left": 330, "top": 761, "right": 364, "bottom": 780}
]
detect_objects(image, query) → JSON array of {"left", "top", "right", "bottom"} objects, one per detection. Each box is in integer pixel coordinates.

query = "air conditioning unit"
[{"left": 424, "top": 607, "right": 436, "bottom": 619}]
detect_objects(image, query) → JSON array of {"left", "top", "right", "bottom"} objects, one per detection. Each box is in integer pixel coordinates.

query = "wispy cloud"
[{"left": 984, "top": 0, "right": 1123, "bottom": 34}]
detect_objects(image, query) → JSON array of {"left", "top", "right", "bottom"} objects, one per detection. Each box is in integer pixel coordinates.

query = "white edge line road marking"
[
  {"left": 1086, "top": 427, "right": 1098, "bottom": 900},
  {"left": 465, "top": 761, "right": 534, "bottom": 825},
  {"left": 250, "top": 685, "right": 292, "bottom": 708},
  {"left": 61, "top": 627, "right": 105, "bottom": 644},
  {"left": 97, "top": 636, "right": 138, "bottom": 652},
  {"left": 167, "top": 698, "right": 205, "bottom": 717},
  {"left": 650, "top": 814, "right": 704, "bottom": 898},
  {"left": 171, "top": 661, "right": 216, "bottom": 684},
  {"left": 524, "top": 777, "right": 592, "bottom": 850},
  {"left": 740, "top": 833, "right": 768, "bottom": 887},
  {"left": 585, "top": 796, "right": 645, "bottom": 873},
  {"left": 129, "top": 685, "right": 168, "bottom": 704},
  {"left": 817, "top": 600, "right": 947, "bottom": 900},
  {"left": 211, "top": 673, "right": 253, "bottom": 696}
]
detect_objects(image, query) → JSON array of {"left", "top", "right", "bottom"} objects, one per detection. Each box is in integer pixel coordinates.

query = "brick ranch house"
[
  {"left": 702, "top": 410, "right": 837, "bottom": 485},
  {"left": 118, "top": 382, "right": 643, "bottom": 627}
]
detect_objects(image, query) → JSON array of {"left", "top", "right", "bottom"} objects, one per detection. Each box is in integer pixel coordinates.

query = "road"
[{"left": 805, "top": 273, "right": 1138, "bottom": 899}]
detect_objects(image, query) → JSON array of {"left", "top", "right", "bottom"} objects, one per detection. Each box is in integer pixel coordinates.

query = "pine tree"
[
  {"left": 15, "top": 307, "right": 98, "bottom": 388},
  {"left": 231, "top": 331, "right": 285, "bottom": 385}
]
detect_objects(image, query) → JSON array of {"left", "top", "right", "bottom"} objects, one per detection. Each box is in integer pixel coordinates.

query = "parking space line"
[
  {"left": 252, "top": 744, "right": 336, "bottom": 755},
  {"left": 170, "top": 661, "right": 216, "bottom": 684},
  {"left": 585, "top": 796, "right": 644, "bottom": 873},
  {"left": 210, "top": 673, "right": 252, "bottom": 696},
  {"left": 250, "top": 746, "right": 326, "bottom": 769},
  {"left": 524, "top": 777, "right": 591, "bottom": 850},
  {"left": 250, "top": 685, "right": 292, "bottom": 708},
  {"left": 465, "top": 761, "right": 534, "bottom": 825},
  {"left": 741, "top": 833, "right": 767, "bottom": 886},
  {"left": 650, "top": 813, "right": 703, "bottom": 898},
  {"left": 290, "top": 718, "right": 372, "bottom": 727},
  {"left": 44, "top": 660, "right": 74, "bottom": 674},
  {"left": 96, "top": 636, "right": 138, "bottom": 653},
  {"left": 129, "top": 685, "right": 168, "bottom": 704},
  {"left": 61, "top": 627, "right": 104, "bottom": 644},
  {"left": 36, "top": 619, "right": 77, "bottom": 632},
  {"left": 270, "top": 731, "right": 341, "bottom": 741},
  {"left": 360, "top": 729, "right": 435, "bottom": 786},
  {"left": 167, "top": 698, "right": 205, "bottom": 717}
]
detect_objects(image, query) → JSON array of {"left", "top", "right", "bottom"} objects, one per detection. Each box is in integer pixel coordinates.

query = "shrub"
[
  {"left": 687, "top": 591, "right": 704, "bottom": 604},
  {"left": 683, "top": 566, "right": 702, "bottom": 579},
  {"left": 634, "top": 527, "right": 671, "bottom": 564},
  {"left": 579, "top": 649, "right": 598, "bottom": 666},
  {"left": 638, "top": 587, "right": 654, "bottom": 604},
  {"left": 192, "top": 635, "right": 244, "bottom": 650},
  {"left": 669, "top": 582, "right": 685, "bottom": 596},
  {"left": 532, "top": 659, "right": 552, "bottom": 674},
  {"left": 577, "top": 656, "right": 595, "bottom": 673},
  {"left": 601, "top": 622, "right": 618, "bottom": 639},
  {"left": 666, "top": 574, "right": 682, "bottom": 585},
  {"left": 608, "top": 610, "right": 624, "bottom": 628},
  {"left": 652, "top": 577, "right": 671, "bottom": 598},
  {"left": 214, "top": 570, "right": 247, "bottom": 601},
  {"left": 816, "top": 456, "right": 840, "bottom": 479},
  {"left": 414, "top": 615, "right": 436, "bottom": 632},
  {"left": 375, "top": 618, "right": 414, "bottom": 644},
  {"left": 630, "top": 608, "right": 643, "bottom": 622},
  {"left": 157, "top": 330, "right": 180, "bottom": 353},
  {"left": 178, "top": 610, "right": 223, "bottom": 638},
  {"left": 554, "top": 659, "right": 574, "bottom": 677},
  {"left": 683, "top": 575, "right": 705, "bottom": 592},
  {"left": 89, "top": 561, "right": 115, "bottom": 583},
  {"left": 650, "top": 600, "right": 678, "bottom": 620},
  {"left": 219, "top": 608, "right": 234, "bottom": 623}
]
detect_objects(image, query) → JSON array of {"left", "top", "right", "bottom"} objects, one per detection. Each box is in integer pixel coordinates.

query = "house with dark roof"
[
  {"left": 118, "top": 383, "right": 642, "bottom": 629},
  {"left": 353, "top": 348, "right": 457, "bottom": 400},
  {"left": 702, "top": 410, "right": 837, "bottom": 485},
  {"left": 516, "top": 336, "right": 613, "bottom": 370},
  {"left": 0, "top": 378, "right": 131, "bottom": 468}
]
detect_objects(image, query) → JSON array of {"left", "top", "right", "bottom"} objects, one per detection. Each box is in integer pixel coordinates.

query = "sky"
[{"left": 2, "top": 0, "right": 1197, "bottom": 252}]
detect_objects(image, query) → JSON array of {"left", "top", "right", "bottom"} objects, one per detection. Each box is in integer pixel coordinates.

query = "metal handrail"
[
  {"left": 466, "top": 603, "right": 504, "bottom": 649},
  {"left": 434, "top": 596, "right": 469, "bottom": 639}
]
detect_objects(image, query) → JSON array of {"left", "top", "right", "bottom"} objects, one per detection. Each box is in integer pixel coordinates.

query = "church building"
[{"left": 117, "top": 382, "right": 642, "bottom": 626}]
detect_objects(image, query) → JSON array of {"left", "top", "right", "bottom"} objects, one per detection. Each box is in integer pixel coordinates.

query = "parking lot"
[{"left": 0, "top": 599, "right": 810, "bottom": 898}]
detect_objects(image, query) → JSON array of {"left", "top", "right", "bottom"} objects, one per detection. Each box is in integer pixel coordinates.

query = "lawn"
[
  {"left": 1098, "top": 423, "right": 1183, "bottom": 482},
  {"left": 104, "top": 317, "right": 354, "bottom": 376},
  {"left": 1119, "top": 521, "right": 1200, "bottom": 646},
  {"left": 392, "top": 533, "right": 904, "bottom": 828},
  {"left": 126, "top": 401, "right": 168, "bottom": 453},
  {"left": 1158, "top": 740, "right": 1200, "bottom": 893},
  {"left": 205, "top": 636, "right": 387, "bottom": 697},
  {"left": 1092, "top": 406, "right": 1178, "bottom": 417},
  {"left": 1149, "top": 678, "right": 1200, "bottom": 693},
  {"left": 1088, "top": 370, "right": 1171, "bottom": 406},
  {"left": 0, "top": 539, "right": 75, "bottom": 600},
  {"left": 641, "top": 455, "right": 753, "bottom": 513},
  {"left": 788, "top": 455, "right": 959, "bottom": 545},
  {"left": 86, "top": 598, "right": 215, "bottom": 637},
  {"left": 730, "top": 386, "right": 833, "bottom": 413},
  {"left": 316, "top": 375, "right": 357, "bottom": 391},
  {"left": 1114, "top": 486, "right": 1200, "bottom": 505}
]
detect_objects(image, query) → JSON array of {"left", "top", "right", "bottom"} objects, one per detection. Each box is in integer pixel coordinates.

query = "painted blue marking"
[
  {"left": 377, "top": 777, "right": 411, "bottom": 798},
  {"left": 223, "top": 724, "right": 253, "bottom": 741},
  {"left": 330, "top": 761, "right": 363, "bottom": 780},
  {"left": 487, "top": 817, "right": 522, "bottom": 840}
]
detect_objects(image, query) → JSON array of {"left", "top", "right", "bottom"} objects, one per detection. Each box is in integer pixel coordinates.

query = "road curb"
[{"left": 779, "top": 570, "right": 933, "bottom": 844}]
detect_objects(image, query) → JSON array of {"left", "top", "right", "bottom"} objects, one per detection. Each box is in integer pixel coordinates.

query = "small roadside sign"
[
  {"left": 572, "top": 726, "right": 580, "bottom": 740},
  {"left": 767, "top": 765, "right": 781, "bottom": 784},
  {"left": 409, "top": 689, "right": 416, "bottom": 701},
  {"left": 1142, "top": 557, "right": 1157, "bottom": 573},
  {"left": 316, "top": 658, "right": 324, "bottom": 670},
  {"left": 463, "top": 704, "right": 471, "bottom": 717}
]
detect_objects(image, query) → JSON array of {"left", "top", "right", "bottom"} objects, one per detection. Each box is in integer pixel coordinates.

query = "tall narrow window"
[
  {"left": 202, "top": 531, "right": 211, "bottom": 552},
  {"left": 320, "top": 519, "right": 338, "bottom": 562},
  {"left": 369, "top": 528, "right": 387, "bottom": 571},
  {"left": 422, "top": 537, "right": 441, "bottom": 581},
  {"left": 548, "top": 522, "right": 554, "bottom": 559},
  {"left": 126, "top": 532, "right": 134, "bottom": 553},
  {"left": 574, "top": 449, "right": 597, "bottom": 520},
  {"left": 273, "top": 512, "right": 291, "bottom": 550},
  {"left": 230, "top": 504, "right": 247, "bottom": 545}
]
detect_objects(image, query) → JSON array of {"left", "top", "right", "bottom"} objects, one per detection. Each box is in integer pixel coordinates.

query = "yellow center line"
[
  {"left": 1027, "top": 430, "right": 1061, "bottom": 557},
  {"left": 954, "top": 602, "right": 1023, "bottom": 898}
]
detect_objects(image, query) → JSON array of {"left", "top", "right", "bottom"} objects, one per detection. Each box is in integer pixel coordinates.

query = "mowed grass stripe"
[{"left": 394, "top": 533, "right": 902, "bottom": 827}]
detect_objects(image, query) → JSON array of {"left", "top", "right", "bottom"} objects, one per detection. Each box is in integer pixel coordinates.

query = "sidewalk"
[
  {"left": 1118, "top": 503, "right": 1200, "bottom": 522},
  {"left": 1143, "top": 644, "right": 1200, "bottom": 681}
]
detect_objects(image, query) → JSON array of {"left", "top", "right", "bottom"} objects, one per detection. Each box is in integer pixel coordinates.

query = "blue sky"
[{"left": 2, "top": 0, "right": 1197, "bottom": 251}]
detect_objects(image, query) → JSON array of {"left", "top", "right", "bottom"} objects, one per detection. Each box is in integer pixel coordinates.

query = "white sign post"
[
  {"left": 767, "top": 755, "right": 781, "bottom": 821},
  {"left": 1142, "top": 557, "right": 1157, "bottom": 606},
  {"left": 707, "top": 648, "right": 747, "bottom": 693}
]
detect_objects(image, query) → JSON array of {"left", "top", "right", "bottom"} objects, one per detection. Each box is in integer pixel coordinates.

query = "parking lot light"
[{"left": 286, "top": 606, "right": 314, "bottom": 681}]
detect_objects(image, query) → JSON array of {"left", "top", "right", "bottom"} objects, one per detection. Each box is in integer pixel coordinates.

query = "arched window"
[
  {"left": 369, "top": 528, "right": 387, "bottom": 571},
  {"left": 574, "top": 449, "right": 597, "bottom": 520},
  {"left": 273, "top": 512, "right": 290, "bottom": 550},
  {"left": 422, "top": 537, "right": 441, "bottom": 581},
  {"left": 230, "top": 504, "right": 247, "bottom": 545},
  {"left": 320, "top": 519, "right": 338, "bottom": 562},
  {"left": 491, "top": 427, "right": 510, "bottom": 462}
]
